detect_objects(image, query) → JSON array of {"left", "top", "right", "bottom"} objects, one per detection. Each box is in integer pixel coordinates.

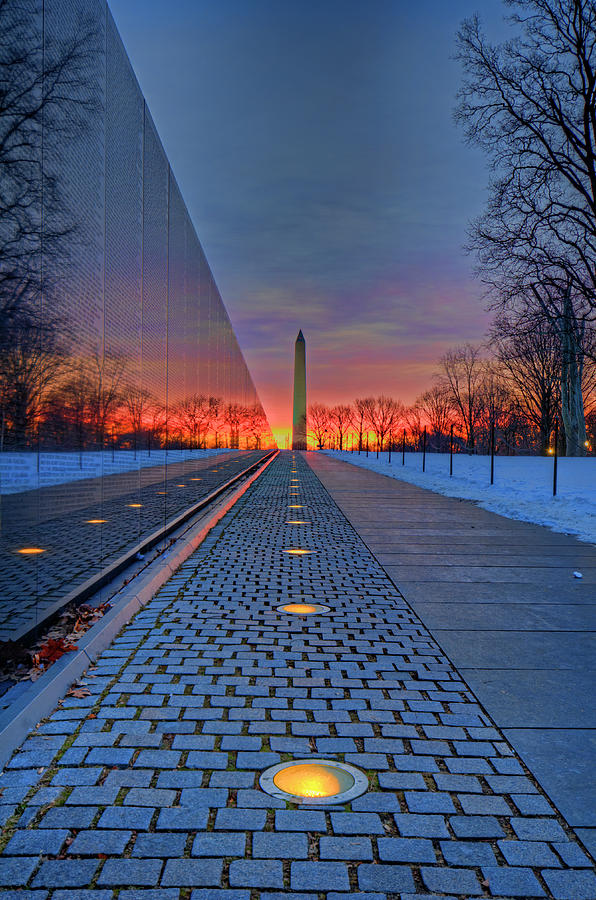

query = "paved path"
[
  {"left": 307, "top": 451, "right": 596, "bottom": 864},
  {"left": 0, "top": 451, "right": 594, "bottom": 898}
]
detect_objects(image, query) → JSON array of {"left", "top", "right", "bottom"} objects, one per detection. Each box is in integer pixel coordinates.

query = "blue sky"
[{"left": 109, "top": 0, "right": 507, "bottom": 439}]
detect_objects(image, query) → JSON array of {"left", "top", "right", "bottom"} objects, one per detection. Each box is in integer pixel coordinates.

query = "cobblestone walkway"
[{"left": 0, "top": 452, "right": 594, "bottom": 899}]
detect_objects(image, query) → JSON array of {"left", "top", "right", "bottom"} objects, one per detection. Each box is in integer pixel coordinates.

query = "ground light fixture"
[
  {"left": 283, "top": 549, "right": 313, "bottom": 555},
  {"left": 277, "top": 603, "right": 330, "bottom": 614},
  {"left": 16, "top": 547, "right": 46, "bottom": 555},
  {"left": 126, "top": 503, "right": 142, "bottom": 508},
  {"left": 260, "top": 759, "right": 367, "bottom": 805},
  {"left": 288, "top": 504, "right": 304, "bottom": 509},
  {"left": 286, "top": 520, "right": 308, "bottom": 524},
  {"left": 86, "top": 519, "right": 107, "bottom": 524}
]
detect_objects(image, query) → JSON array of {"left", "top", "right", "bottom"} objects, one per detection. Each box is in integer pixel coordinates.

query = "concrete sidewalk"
[
  {"left": 307, "top": 451, "right": 596, "bottom": 862},
  {"left": 0, "top": 451, "right": 593, "bottom": 898}
]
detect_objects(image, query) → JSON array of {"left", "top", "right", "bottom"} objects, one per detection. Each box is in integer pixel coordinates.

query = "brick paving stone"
[
  {"left": 440, "top": 839, "right": 497, "bottom": 866},
  {"left": 420, "top": 866, "right": 482, "bottom": 895},
  {"left": 542, "top": 869, "right": 596, "bottom": 899},
  {"left": 53, "top": 893, "right": 112, "bottom": 900},
  {"left": 70, "top": 829, "right": 132, "bottom": 855},
  {"left": 229, "top": 860, "right": 283, "bottom": 889},
  {"left": 31, "top": 859, "right": 99, "bottom": 887},
  {"left": 191, "top": 893, "right": 250, "bottom": 900},
  {"left": 291, "top": 862, "right": 350, "bottom": 892},
  {"left": 275, "top": 810, "right": 326, "bottom": 831},
  {"left": 253, "top": 832, "right": 308, "bottom": 859},
  {"left": 357, "top": 864, "right": 415, "bottom": 892},
  {"left": 3, "top": 829, "right": 69, "bottom": 856},
  {"left": 319, "top": 836, "right": 373, "bottom": 860},
  {"left": 331, "top": 812, "right": 385, "bottom": 834},
  {"left": 120, "top": 893, "right": 180, "bottom": 900},
  {"left": 133, "top": 832, "right": 187, "bottom": 857},
  {"left": 156, "top": 807, "right": 209, "bottom": 830},
  {"left": 449, "top": 815, "right": 505, "bottom": 838},
  {"left": 0, "top": 857, "right": 39, "bottom": 886},
  {"left": 97, "top": 806, "right": 154, "bottom": 830},
  {"left": 481, "top": 866, "right": 546, "bottom": 896},
  {"left": 511, "top": 817, "right": 569, "bottom": 842},
  {"left": 161, "top": 858, "right": 223, "bottom": 887},
  {"left": 98, "top": 858, "right": 163, "bottom": 886},
  {"left": 1, "top": 453, "right": 594, "bottom": 898},
  {"left": 394, "top": 813, "right": 450, "bottom": 838},
  {"left": 377, "top": 837, "right": 436, "bottom": 863},
  {"left": 193, "top": 833, "right": 246, "bottom": 857}
]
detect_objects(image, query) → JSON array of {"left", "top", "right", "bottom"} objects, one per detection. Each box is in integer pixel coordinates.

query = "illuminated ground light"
[
  {"left": 283, "top": 549, "right": 314, "bottom": 555},
  {"left": 86, "top": 519, "right": 107, "bottom": 524},
  {"left": 126, "top": 503, "right": 142, "bottom": 508},
  {"left": 260, "top": 759, "right": 367, "bottom": 805},
  {"left": 190, "top": 477, "right": 202, "bottom": 481},
  {"left": 277, "top": 603, "right": 330, "bottom": 615},
  {"left": 288, "top": 504, "right": 304, "bottom": 509},
  {"left": 176, "top": 484, "right": 186, "bottom": 487},
  {"left": 286, "top": 520, "right": 308, "bottom": 525},
  {"left": 16, "top": 547, "right": 46, "bottom": 555}
]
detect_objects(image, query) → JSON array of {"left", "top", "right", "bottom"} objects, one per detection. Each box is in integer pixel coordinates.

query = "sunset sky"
[{"left": 110, "top": 0, "right": 508, "bottom": 445}]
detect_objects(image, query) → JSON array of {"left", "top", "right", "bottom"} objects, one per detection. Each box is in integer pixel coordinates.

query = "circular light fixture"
[
  {"left": 16, "top": 547, "right": 46, "bottom": 555},
  {"left": 283, "top": 549, "right": 313, "bottom": 555},
  {"left": 288, "top": 504, "right": 304, "bottom": 509},
  {"left": 190, "top": 477, "right": 202, "bottom": 481},
  {"left": 127, "top": 503, "right": 142, "bottom": 508},
  {"left": 176, "top": 483, "right": 186, "bottom": 487},
  {"left": 86, "top": 519, "right": 107, "bottom": 524},
  {"left": 277, "top": 603, "right": 330, "bottom": 615},
  {"left": 260, "top": 759, "right": 367, "bottom": 805},
  {"left": 286, "top": 520, "right": 308, "bottom": 525}
]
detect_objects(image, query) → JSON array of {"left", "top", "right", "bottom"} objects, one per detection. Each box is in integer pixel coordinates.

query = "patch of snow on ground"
[{"left": 322, "top": 449, "right": 596, "bottom": 546}]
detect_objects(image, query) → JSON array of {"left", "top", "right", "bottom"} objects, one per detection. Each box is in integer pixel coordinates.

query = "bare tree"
[
  {"left": 456, "top": 1, "right": 596, "bottom": 311},
  {"left": 243, "top": 403, "right": 268, "bottom": 449},
  {"left": 0, "top": 2, "right": 98, "bottom": 328},
  {"left": 415, "top": 385, "right": 454, "bottom": 451},
  {"left": 456, "top": 1, "right": 596, "bottom": 454},
  {"left": 308, "top": 403, "right": 331, "bottom": 449},
  {"left": 493, "top": 313, "right": 561, "bottom": 453},
  {"left": 354, "top": 397, "right": 375, "bottom": 451},
  {"left": 328, "top": 404, "right": 353, "bottom": 452},
  {"left": 365, "top": 396, "right": 403, "bottom": 453},
  {"left": 438, "top": 345, "right": 485, "bottom": 451},
  {"left": 174, "top": 394, "right": 221, "bottom": 449},
  {"left": 223, "top": 402, "right": 245, "bottom": 449},
  {"left": 0, "top": 305, "right": 67, "bottom": 446}
]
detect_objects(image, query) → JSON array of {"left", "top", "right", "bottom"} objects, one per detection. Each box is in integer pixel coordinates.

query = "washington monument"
[{"left": 292, "top": 330, "right": 307, "bottom": 450}]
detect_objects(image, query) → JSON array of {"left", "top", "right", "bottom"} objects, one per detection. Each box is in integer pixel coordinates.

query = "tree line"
[
  {"left": 0, "top": 343, "right": 272, "bottom": 452},
  {"left": 309, "top": 335, "right": 596, "bottom": 456}
]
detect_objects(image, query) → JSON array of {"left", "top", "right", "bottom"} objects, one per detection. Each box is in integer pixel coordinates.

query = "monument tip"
[{"left": 296, "top": 329, "right": 305, "bottom": 342}]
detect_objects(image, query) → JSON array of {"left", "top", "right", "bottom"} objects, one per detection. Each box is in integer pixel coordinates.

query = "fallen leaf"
[{"left": 66, "top": 688, "right": 91, "bottom": 699}]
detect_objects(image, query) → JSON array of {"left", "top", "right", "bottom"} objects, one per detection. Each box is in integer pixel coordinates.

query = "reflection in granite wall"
[{"left": 0, "top": 0, "right": 274, "bottom": 666}]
